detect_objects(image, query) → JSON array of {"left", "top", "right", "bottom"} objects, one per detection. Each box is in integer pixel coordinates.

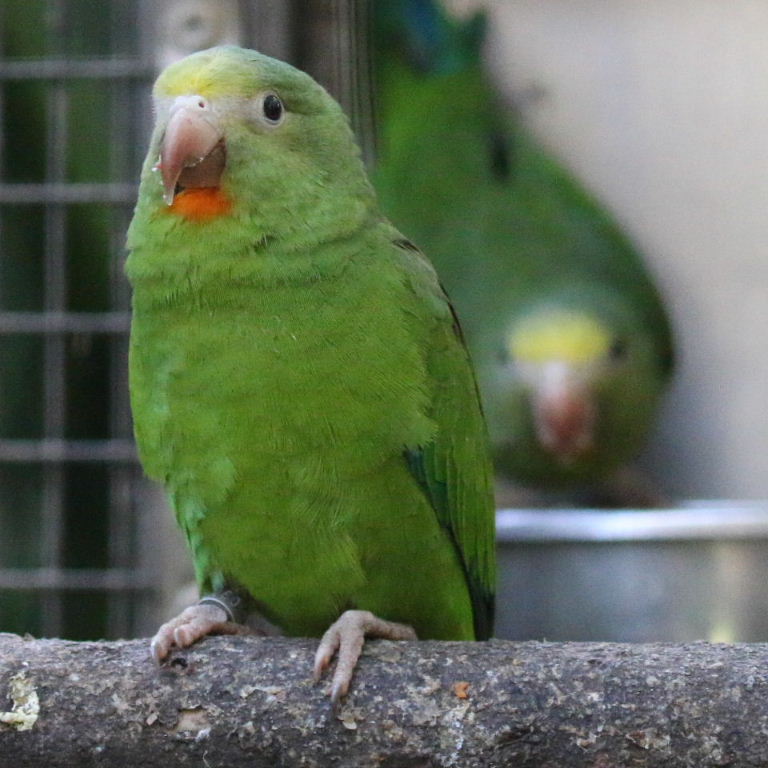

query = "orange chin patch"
[{"left": 166, "top": 187, "right": 232, "bottom": 221}]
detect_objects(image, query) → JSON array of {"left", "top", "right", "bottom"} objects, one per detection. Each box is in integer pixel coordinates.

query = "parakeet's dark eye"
[
  {"left": 608, "top": 338, "right": 627, "bottom": 361},
  {"left": 262, "top": 93, "right": 284, "bottom": 124}
]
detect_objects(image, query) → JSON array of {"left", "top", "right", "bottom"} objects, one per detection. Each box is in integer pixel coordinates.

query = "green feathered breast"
[{"left": 127, "top": 46, "right": 495, "bottom": 640}]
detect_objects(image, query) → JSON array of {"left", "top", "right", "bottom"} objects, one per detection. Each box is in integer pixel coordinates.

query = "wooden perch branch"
[{"left": 1, "top": 632, "right": 767, "bottom": 767}]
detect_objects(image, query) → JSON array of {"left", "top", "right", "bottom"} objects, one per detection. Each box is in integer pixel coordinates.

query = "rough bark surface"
[{"left": 1, "top": 632, "right": 767, "bottom": 767}]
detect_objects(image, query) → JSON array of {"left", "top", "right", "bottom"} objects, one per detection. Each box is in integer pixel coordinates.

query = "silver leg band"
[{"left": 198, "top": 590, "right": 244, "bottom": 623}]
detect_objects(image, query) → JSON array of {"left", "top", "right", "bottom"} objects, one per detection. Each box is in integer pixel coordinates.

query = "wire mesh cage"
[
  {"left": 0, "top": 0, "right": 152, "bottom": 641},
  {"left": 0, "top": 0, "right": 372, "bottom": 641}
]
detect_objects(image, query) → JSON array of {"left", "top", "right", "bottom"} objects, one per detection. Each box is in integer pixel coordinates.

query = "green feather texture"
[
  {"left": 127, "top": 47, "right": 495, "bottom": 640},
  {"left": 374, "top": 2, "right": 674, "bottom": 490}
]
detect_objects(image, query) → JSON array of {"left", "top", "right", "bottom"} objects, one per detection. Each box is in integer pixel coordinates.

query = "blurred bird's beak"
[
  {"left": 156, "top": 95, "right": 225, "bottom": 205},
  {"left": 533, "top": 362, "right": 596, "bottom": 463}
]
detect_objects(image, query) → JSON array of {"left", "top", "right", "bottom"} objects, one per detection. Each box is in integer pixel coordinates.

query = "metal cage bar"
[{"left": 38, "top": 10, "right": 70, "bottom": 635}]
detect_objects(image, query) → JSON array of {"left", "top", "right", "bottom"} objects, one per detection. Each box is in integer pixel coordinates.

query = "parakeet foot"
[
  {"left": 312, "top": 609, "right": 417, "bottom": 706},
  {"left": 150, "top": 602, "right": 252, "bottom": 663}
]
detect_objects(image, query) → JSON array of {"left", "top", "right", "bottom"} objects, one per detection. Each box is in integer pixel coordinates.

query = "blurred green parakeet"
[
  {"left": 126, "top": 45, "right": 495, "bottom": 702},
  {"left": 374, "top": 1, "right": 674, "bottom": 499}
]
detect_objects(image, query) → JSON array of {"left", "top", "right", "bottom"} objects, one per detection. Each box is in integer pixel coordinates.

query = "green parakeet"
[
  {"left": 374, "top": 1, "right": 674, "bottom": 499},
  {"left": 126, "top": 45, "right": 495, "bottom": 702}
]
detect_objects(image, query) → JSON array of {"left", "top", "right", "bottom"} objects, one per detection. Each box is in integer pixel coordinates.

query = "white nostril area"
[{"left": 171, "top": 95, "right": 211, "bottom": 115}]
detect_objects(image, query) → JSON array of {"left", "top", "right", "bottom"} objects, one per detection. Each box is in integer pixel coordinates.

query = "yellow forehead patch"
[
  {"left": 154, "top": 48, "right": 253, "bottom": 99},
  {"left": 508, "top": 311, "right": 612, "bottom": 364}
]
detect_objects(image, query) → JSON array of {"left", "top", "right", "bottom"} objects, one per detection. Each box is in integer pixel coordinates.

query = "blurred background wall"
[{"left": 471, "top": 0, "right": 768, "bottom": 499}]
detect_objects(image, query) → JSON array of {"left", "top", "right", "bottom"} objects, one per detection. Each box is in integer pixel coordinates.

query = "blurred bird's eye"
[
  {"left": 608, "top": 338, "right": 627, "bottom": 361},
  {"left": 262, "top": 93, "right": 284, "bottom": 124}
]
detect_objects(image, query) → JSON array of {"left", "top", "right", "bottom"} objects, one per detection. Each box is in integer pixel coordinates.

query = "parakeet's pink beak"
[
  {"left": 533, "top": 376, "right": 596, "bottom": 463},
  {"left": 156, "top": 95, "right": 225, "bottom": 205}
]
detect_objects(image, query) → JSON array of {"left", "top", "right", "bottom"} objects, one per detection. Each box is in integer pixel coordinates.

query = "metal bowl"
[{"left": 495, "top": 502, "right": 768, "bottom": 642}]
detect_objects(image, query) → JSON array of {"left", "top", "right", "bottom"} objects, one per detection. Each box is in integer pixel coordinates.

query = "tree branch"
[{"left": 0, "top": 632, "right": 765, "bottom": 766}]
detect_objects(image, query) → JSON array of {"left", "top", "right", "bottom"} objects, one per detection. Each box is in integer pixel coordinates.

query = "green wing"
[{"left": 394, "top": 237, "right": 496, "bottom": 639}]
